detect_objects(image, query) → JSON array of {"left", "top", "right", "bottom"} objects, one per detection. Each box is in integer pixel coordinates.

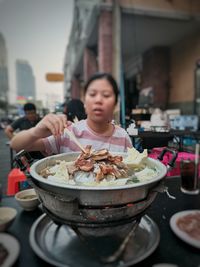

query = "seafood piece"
[{"left": 75, "top": 158, "right": 94, "bottom": 172}]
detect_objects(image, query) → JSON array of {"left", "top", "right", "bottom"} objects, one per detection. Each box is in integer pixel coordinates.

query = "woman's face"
[{"left": 84, "top": 79, "right": 116, "bottom": 123}]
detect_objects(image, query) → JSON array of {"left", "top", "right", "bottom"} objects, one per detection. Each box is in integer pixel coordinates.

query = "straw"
[
  {"left": 194, "top": 143, "right": 199, "bottom": 189},
  {"left": 195, "top": 143, "right": 199, "bottom": 165}
]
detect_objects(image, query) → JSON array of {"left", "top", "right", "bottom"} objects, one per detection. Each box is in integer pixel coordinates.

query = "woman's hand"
[
  {"left": 10, "top": 113, "right": 72, "bottom": 152},
  {"left": 32, "top": 114, "right": 70, "bottom": 138}
]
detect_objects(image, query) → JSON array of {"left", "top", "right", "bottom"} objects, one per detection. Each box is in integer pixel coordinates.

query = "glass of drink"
[{"left": 180, "top": 159, "right": 199, "bottom": 194}]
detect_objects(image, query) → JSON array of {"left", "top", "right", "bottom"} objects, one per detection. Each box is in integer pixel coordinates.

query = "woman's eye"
[
  {"left": 89, "top": 92, "right": 96, "bottom": 97},
  {"left": 103, "top": 94, "right": 111, "bottom": 98}
]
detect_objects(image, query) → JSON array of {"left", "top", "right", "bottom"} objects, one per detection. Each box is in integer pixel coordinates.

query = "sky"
[{"left": 0, "top": 0, "right": 74, "bottom": 109}]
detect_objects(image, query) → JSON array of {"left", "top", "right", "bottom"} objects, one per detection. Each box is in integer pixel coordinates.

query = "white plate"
[
  {"left": 170, "top": 210, "right": 200, "bottom": 249},
  {"left": 0, "top": 233, "right": 20, "bottom": 267}
]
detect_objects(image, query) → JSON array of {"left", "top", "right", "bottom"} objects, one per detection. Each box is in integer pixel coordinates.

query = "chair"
[{"left": 7, "top": 168, "right": 27, "bottom": 196}]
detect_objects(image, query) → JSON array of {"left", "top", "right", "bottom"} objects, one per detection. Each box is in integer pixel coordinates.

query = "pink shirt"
[{"left": 43, "top": 120, "right": 132, "bottom": 155}]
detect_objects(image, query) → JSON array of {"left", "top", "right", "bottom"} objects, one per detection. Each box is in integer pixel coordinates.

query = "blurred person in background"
[
  {"left": 5, "top": 102, "right": 40, "bottom": 139},
  {"left": 63, "top": 99, "right": 87, "bottom": 122},
  {"left": 5, "top": 102, "right": 44, "bottom": 159}
]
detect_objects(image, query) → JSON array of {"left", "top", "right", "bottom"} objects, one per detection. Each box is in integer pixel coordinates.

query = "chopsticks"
[{"left": 64, "top": 128, "right": 86, "bottom": 154}]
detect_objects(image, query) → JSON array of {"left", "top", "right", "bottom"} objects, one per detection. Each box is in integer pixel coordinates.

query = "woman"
[{"left": 11, "top": 73, "right": 133, "bottom": 155}]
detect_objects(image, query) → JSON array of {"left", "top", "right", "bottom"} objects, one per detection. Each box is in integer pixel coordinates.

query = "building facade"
[
  {"left": 63, "top": 0, "right": 200, "bottom": 124},
  {"left": 16, "top": 59, "right": 36, "bottom": 100}
]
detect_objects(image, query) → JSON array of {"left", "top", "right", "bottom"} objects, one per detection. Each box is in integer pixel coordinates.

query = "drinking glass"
[{"left": 180, "top": 159, "right": 199, "bottom": 195}]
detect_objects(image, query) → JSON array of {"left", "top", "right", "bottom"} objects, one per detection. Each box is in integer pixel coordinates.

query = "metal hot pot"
[{"left": 15, "top": 149, "right": 177, "bottom": 237}]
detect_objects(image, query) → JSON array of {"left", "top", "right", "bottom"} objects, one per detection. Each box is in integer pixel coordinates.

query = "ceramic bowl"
[
  {"left": 15, "top": 188, "right": 40, "bottom": 211},
  {"left": 0, "top": 207, "right": 17, "bottom": 231}
]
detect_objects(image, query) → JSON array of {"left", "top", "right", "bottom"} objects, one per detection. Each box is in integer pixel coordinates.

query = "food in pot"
[
  {"left": 39, "top": 146, "right": 159, "bottom": 186},
  {"left": 123, "top": 147, "right": 148, "bottom": 167},
  {"left": 176, "top": 212, "right": 200, "bottom": 240}
]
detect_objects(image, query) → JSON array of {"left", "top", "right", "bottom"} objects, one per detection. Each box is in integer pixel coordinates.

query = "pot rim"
[{"left": 30, "top": 152, "right": 167, "bottom": 191}]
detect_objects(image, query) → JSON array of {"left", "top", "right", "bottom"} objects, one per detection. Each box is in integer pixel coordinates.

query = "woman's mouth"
[{"left": 93, "top": 108, "right": 103, "bottom": 115}]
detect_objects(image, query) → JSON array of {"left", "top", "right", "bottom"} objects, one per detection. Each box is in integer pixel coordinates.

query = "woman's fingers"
[
  {"left": 55, "top": 114, "right": 67, "bottom": 135},
  {"left": 35, "top": 114, "right": 68, "bottom": 137},
  {"left": 45, "top": 114, "right": 67, "bottom": 136},
  {"left": 44, "top": 119, "right": 58, "bottom": 136}
]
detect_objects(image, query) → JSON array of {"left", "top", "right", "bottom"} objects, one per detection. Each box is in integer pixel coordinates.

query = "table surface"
[
  {"left": 130, "top": 129, "right": 200, "bottom": 137},
  {"left": 1, "top": 177, "right": 200, "bottom": 267},
  {"left": 130, "top": 129, "right": 200, "bottom": 151}
]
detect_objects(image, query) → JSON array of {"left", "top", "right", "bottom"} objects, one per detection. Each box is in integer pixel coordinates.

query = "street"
[{"left": 0, "top": 129, "right": 13, "bottom": 195}]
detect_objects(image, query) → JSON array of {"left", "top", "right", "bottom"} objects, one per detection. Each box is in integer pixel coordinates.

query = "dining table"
[
  {"left": 130, "top": 129, "right": 200, "bottom": 151},
  {"left": 1, "top": 176, "right": 200, "bottom": 267}
]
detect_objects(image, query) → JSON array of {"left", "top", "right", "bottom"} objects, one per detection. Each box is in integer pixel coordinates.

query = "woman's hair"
[
  {"left": 65, "top": 99, "right": 86, "bottom": 122},
  {"left": 84, "top": 72, "right": 119, "bottom": 104}
]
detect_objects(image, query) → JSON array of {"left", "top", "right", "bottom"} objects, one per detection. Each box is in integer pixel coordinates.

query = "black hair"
[
  {"left": 66, "top": 99, "right": 86, "bottom": 122},
  {"left": 24, "top": 102, "right": 36, "bottom": 111},
  {"left": 84, "top": 72, "right": 119, "bottom": 104}
]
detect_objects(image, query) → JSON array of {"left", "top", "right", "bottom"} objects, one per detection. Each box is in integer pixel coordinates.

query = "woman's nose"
[{"left": 94, "top": 94, "right": 103, "bottom": 102}]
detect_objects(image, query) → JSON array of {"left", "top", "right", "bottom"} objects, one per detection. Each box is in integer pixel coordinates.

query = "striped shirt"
[{"left": 43, "top": 120, "right": 133, "bottom": 155}]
